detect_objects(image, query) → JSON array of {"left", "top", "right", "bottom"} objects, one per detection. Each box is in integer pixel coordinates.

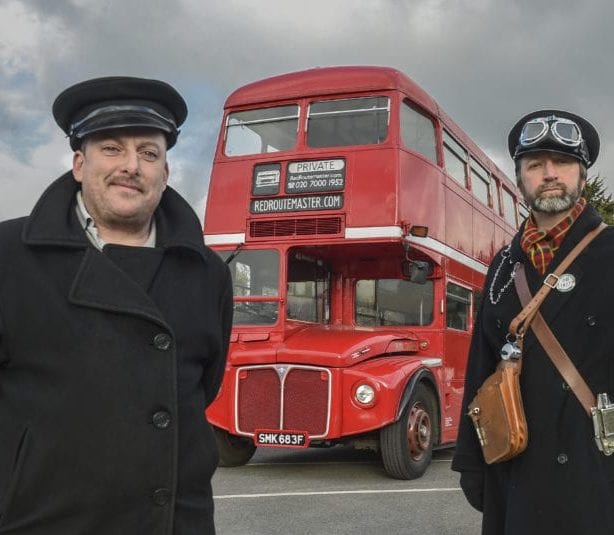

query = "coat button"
[
  {"left": 556, "top": 453, "right": 568, "bottom": 464},
  {"left": 586, "top": 315, "right": 597, "bottom": 327},
  {"left": 152, "top": 411, "right": 172, "bottom": 429},
  {"left": 152, "top": 488, "right": 171, "bottom": 506},
  {"left": 153, "top": 333, "right": 172, "bottom": 351},
  {"left": 562, "top": 382, "right": 570, "bottom": 391}
]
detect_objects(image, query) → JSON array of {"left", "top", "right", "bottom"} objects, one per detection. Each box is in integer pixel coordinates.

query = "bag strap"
[
  {"left": 509, "top": 222, "right": 607, "bottom": 338},
  {"left": 514, "top": 264, "right": 595, "bottom": 415}
]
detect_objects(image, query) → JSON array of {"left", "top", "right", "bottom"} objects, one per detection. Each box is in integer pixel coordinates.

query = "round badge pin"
[{"left": 556, "top": 273, "right": 576, "bottom": 292}]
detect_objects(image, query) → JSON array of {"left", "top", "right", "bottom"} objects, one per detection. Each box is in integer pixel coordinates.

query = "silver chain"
[{"left": 488, "top": 244, "right": 519, "bottom": 305}]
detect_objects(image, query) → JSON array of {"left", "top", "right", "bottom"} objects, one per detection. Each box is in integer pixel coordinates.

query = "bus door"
[{"left": 443, "top": 281, "right": 473, "bottom": 438}]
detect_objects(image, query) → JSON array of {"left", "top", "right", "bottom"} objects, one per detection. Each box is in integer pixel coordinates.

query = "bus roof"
[{"left": 225, "top": 65, "right": 439, "bottom": 111}]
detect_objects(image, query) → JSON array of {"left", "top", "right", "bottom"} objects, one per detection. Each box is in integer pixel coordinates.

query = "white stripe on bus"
[
  {"left": 204, "top": 233, "right": 246, "bottom": 245},
  {"left": 203, "top": 227, "right": 489, "bottom": 275}
]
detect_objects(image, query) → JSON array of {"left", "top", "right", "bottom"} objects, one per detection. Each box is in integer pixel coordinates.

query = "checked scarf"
[{"left": 520, "top": 197, "right": 586, "bottom": 275}]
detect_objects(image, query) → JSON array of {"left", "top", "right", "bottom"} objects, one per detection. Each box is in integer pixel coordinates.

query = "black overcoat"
[
  {"left": 0, "top": 173, "right": 233, "bottom": 534},
  {"left": 452, "top": 205, "right": 614, "bottom": 535}
]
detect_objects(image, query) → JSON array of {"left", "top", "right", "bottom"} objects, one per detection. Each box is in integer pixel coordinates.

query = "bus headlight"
[{"left": 355, "top": 384, "right": 375, "bottom": 405}]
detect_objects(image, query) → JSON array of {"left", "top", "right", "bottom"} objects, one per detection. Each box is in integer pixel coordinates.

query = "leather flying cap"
[
  {"left": 508, "top": 109, "right": 599, "bottom": 168},
  {"left": 53, "top": 76, "right": 188, "bottom": 150}
]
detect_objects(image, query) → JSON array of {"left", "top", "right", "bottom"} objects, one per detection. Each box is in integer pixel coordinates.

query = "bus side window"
[
  {"left": 443, "top": 130, "right": 468, "bottom": 187},
  {"left": 400, "top": 101, "right": 437, "bottom": 164},
  {"left": 501, "top": 187, "right": 518, "bottom": 227},
  {"left": 470, "top": 157, "right": 491, "bottom": 207},
  {"left": 446, "top": 282, "right": 471, "bottom": 330}
]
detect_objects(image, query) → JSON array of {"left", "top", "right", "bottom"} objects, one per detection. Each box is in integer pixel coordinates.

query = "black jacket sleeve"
[{"left": 0, "top": 303, "right": 7, "bottom": 369}]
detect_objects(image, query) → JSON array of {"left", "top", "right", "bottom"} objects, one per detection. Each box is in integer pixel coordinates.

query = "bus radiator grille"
[
  {"left": 236, "top": 366, "right": 330, "bottom": 437},
  {"left": 249, "top": 217, "right": 343, "bottom": 238},
  {"left": 237, "top": 367, "right": 281, "bottom": 433}
]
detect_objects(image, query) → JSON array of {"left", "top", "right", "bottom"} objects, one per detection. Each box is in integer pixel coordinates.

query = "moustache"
[
  {"left": 108, "top": 177, "right": 143, "bottom": 191},
  {"left": 537, "top": 183, "right": 568, "bottom": 195}
]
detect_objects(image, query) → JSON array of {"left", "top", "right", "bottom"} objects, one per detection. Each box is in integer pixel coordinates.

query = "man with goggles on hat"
[
  {"left": 452, "top": 110, "right": 614, "bottom": 535},
  {"left": 0, "top": 77, "right": 232, "bottom": 534}
]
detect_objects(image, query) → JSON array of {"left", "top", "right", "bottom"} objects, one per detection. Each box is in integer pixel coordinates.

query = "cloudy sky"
[{"left": 2, "top": 0, "right": 613, "bottom": 223}]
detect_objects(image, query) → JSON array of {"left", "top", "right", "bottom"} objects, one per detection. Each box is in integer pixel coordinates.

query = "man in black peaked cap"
[
  {"left": 0, "top": 77, "right": 233, "bottom": 534},
  {"left": 452, "top": 109, "right": 614, "bottom": 535}
]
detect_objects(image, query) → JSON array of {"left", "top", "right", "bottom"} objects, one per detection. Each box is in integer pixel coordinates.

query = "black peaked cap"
[
  {"left": 53, "top": 76, "right": 188, "bottom": 150},
  {"left": 508, "top": 109, "right": 599, "bottom": 168}
]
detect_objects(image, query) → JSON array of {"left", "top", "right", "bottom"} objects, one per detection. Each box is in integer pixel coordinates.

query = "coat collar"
[
  {"left": 21, "top": 171, "right": 208, "bottom": 262},
  {"left": 509, "top": 204, "right": 603, "bottom": 334},
  {"left": 509, "top": 203, "right": 603, "bottom": 271}
]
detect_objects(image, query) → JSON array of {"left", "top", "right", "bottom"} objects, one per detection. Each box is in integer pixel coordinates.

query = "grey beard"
[{"left": 532, "top": 192, "right": 577, "bottom": 213}]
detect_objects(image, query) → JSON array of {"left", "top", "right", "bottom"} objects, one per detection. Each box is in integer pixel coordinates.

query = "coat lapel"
[{"left": 69, "top": 247, "right": 169, "bottom": 329}]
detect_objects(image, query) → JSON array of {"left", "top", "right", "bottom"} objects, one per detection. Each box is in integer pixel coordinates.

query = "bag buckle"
[
  {"left": 543, "top": 273, "right": 560, "bottom": 289},
  {"left": 468, "top": 407, "right": 487, "bottom": 446}
]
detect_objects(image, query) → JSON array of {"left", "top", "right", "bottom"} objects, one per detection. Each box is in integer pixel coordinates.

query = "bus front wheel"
[
  {"left": 380, "top": 383, "right": 436, "bottom": 479},
  {"left": 213, "top": 426, "right": 256, "bottom": 467}
]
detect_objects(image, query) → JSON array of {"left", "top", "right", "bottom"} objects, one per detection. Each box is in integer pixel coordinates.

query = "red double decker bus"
[{"left": 203, "top": 66, "right": 525, "bottom": 479}]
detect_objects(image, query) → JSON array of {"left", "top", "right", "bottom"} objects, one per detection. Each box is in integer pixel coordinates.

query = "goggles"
[
  {"left": 519, "top": 115, "right": 583, "bottom": 148},
  {"left": 509, "top": 109, "right": 598, "bottom": 167}
]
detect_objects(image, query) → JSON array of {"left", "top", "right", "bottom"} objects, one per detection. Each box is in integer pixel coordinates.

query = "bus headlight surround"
[{"left": 355, "top": 383, "right": 376, "bottom": 406}]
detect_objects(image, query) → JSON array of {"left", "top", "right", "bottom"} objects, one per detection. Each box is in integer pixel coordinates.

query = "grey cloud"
[{"left": 3, "top": 0, "right": 614, "bottom": 222}]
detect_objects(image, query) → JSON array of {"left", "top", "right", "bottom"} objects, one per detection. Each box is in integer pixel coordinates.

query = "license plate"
[{"left": 254, "top": 430, "right": 310, "bottom": 448}]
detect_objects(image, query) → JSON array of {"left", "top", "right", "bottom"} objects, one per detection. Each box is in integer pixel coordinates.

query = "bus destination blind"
[{"left": 286, "top": 158, "right": 345, "bottom": 193}]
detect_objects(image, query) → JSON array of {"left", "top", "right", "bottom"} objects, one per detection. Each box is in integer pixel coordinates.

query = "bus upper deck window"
[
  {"left": 443, "top": 130, "right": 468, "bottom": 187},
  {"left": 400, "top": 101, "right": 437, "bottom": 164},
  {"left": 224, "top": 105, "right": 299, "bottom": 156},
  {"left": 470, "top": 157, "right": 491, "bottom": 206},
  {"left": 307, "top": 97, "right": 389, "bottom": 148},
  {"left": 501, "top": 188, "right": 518, "bottom": 227}
]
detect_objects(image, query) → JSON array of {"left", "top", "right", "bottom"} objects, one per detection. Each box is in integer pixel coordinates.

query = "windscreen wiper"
[{"left": 224, "top": 243, "right": 244, "bottom": 264}]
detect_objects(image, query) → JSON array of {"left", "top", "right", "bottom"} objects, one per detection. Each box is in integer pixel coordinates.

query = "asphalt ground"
[{"left": 212, "top": 446, "right": 482, "bottom": 535}]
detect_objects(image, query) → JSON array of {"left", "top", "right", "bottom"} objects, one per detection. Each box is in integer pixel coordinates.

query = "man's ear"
[{"left": 72, "top": 151, "right": 85, "bottom": 183}]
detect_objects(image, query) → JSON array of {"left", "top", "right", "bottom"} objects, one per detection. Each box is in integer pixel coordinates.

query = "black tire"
[
  {"left": 380, "top": 383, "right": 437, "bottom": 480},
  {"left": 213, "top": 426, "right": 257, "bottom": 467}
]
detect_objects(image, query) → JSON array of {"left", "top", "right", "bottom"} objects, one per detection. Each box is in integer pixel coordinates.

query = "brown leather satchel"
[
  {"left": 467, "top": 358, "right": 527, "bottom": 464},
  {"left": 467, "top": 222, "right": 606, "bottom": 465}
]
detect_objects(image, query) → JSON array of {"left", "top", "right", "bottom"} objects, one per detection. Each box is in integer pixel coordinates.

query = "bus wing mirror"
[{"left": 401, "top": 260, "right": 432, "bottom": 284}]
